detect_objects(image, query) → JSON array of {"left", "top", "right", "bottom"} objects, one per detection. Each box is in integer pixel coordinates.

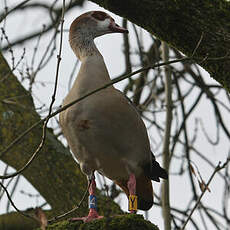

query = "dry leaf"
[
  {"left": 35, "top": 207, "right": 47, "bottom": 230},
  {"left": 189, "top": 164, "right": 196, "bottom": 176},
  {"left": 190, "top": 162, "right": 211, "bottom": 193},
  {"left": 198, "top": 180, "right": 211, "bottom": 193}
]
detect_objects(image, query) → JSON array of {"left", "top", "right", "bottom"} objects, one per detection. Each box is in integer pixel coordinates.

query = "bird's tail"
[
  {"left": 143, "top": 152, "right": 168, "bottom": 182},
  {"left": 114, "top": 152, "right": 168, "bottom": 211}
]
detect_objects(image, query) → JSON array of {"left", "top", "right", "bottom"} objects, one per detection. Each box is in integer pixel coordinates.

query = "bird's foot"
[
  {"left": 70, "top": 208, "right": 103, "bottom": 223},
  {"left": 129, "top": 210, "right": 137, "bottom": 214}
]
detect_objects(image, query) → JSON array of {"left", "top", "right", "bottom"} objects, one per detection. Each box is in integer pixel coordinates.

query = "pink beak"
[{"left": 109, "top": 21, "right": 129, "bottom": 33}]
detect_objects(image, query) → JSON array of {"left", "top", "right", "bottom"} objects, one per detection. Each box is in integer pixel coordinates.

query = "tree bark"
[
  {"left": 0, "top": 211, "right": 39, "bottom": 230},
  {"left": 90, "top": 0, "right": 230, "bottom": 91}
]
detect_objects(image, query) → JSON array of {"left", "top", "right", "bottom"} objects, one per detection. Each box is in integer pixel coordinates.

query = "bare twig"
[
  {"left": 0, "top": 181, "right": 37, "bottom": 221},
  {"left": 0, "top": 47, "right": 26, "bottom": 83},
  {"left": 1, "top": 27, "right": 15, "bottom": 68},
  {"left": 192, "top": 32, "right": 204, "bottom": 57},
  {"left": 48, "top": 180, "right": 91, "bottom": 224},
  {"left": 29, "top": 27, "right": 59, "bottom": 91},
  {"left": 6, "top": 175, "right": 20, "bottom": 213},
  {"left": 181, "top": 158, "right": 230, "bottom": 230},
  {"left": 0, "top": 0, "right": 31, "bottom": 23},
  {"left": 0, "top": 0, "right": 66, "bottom": 179}
]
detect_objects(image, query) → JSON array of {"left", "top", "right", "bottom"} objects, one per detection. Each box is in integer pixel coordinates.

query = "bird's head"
[{"left": 69, "top": 11, "right": 128, "bottom": 41}]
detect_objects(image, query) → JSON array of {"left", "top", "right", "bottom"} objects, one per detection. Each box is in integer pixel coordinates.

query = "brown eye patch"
[{"left": 91, "top": 11, "right": 110, "bottom": 21}]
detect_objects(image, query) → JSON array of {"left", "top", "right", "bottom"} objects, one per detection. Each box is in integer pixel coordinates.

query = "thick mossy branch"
[
  {"left": 0, "top": 52, "right": 122, "bottom": 224},
  {"left": 39, "top": 214, "right": 159, "bottom": 230},
  {"left": 90, "top": 0, "right": 230, "bottom": 91},
  {"left": 0, "top": 211, "right": 39, "bottom": 230}
]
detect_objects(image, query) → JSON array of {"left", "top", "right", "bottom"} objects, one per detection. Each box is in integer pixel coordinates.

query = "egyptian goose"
[{"left": 59, "top": 11, "right": 168, "bottom": 222}]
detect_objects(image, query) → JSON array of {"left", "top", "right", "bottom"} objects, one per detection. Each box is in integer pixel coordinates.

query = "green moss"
[
  {"left": 41, "top": 214, "right": 159, "bottom": 230},
  {"left": 0, "top": 211, "right": 39, "bottom": 230},
  {"left": 44, "top": 220, "right": 81, "bottom": 230}
]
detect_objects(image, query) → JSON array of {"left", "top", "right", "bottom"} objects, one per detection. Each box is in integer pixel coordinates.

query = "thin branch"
[
  {"left": 161, "top": 42, "right": 172, "bottom": 230},
  {"left": 173, "top": 72, "right": 199, "bottom": 200},
  {"left": 6, "top": 175, "right": 20, "bottom": 213},
  {"left": 192, "top": 32, "right": 204, "bottom": 57},
  {"left": 0, "top": 0, "right": 31, "bottom": 23},
  {"left": 1, "top": 18, "right": 60, "bottom": 51},
  {"left": 0, "top": 55, "right": 230, "bottom": 179},
  {"left": 181, "top": 158, "right": 230, "bottom": 230},
  {"left": 48, "top": 179, "right": 91, "bottom": 224},
  {"left": 1, "top": 27, "right": 15, "bottom": 68},
  {"left": 0, "top": 181, "right": 37, "bottom": 222},
  {"left": 0, "top": 0, "right": 66, "bottom": 179},
  {"left": 122, "top": 19, "right": 132, "bottom": 74}
]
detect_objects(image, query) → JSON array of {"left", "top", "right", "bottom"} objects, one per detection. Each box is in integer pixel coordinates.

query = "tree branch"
[
  {"left": 161, "top": 42, "right": 172, "bottom": 230},
  {"left": 181, "top": 158, "right": 230, "bottom": 230}
]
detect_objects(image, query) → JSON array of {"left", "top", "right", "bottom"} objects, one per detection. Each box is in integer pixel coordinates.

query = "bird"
[{"left": 59, "top": 10, "right": 168, "bottom": 222}]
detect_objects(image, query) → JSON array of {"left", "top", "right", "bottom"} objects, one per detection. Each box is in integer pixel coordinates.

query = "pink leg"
[
  {"left": 70, "top": 174, "right": 103, "bottom": 222},
  {"left": 127, "top": 173, "right": 137, "bottom": 213},
  {"left": 127, "top": 173, "right": 136, "bottom": 195}
]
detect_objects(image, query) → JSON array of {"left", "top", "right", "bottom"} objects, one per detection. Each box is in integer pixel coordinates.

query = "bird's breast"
[{"left": 60, "top": 88, "right": 150, "bottom": 179}]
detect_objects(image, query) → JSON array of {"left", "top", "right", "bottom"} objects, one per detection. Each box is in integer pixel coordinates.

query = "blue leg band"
[{"left": 89, "top": 195, "right": 97, "bottom": 209}]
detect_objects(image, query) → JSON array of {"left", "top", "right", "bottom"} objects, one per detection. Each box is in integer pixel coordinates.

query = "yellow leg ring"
[{"left": 128, "top": 195, "right": 138, "bottom": 211}]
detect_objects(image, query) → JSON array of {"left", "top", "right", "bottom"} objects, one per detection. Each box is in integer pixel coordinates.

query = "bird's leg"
[
  {"left": 127, "top": 173, "right": 138, "bottom": 213},
  {"left": 86, "top": 173, "right": 103, "bottom": 221},
  {"left": 70, "top": 173, "right": 103, "bottom": 222}
]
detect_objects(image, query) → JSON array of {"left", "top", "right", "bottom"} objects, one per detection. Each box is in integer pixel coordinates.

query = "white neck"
[
  {"left": 69, "top": 33, "right": 101, "bottom": 60},
  {"left": 67, "top": 33, "right": 112, "bottom": 99}
]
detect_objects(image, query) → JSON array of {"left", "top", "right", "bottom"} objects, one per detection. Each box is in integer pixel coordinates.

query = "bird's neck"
[
  {"left": 69, "top": 33, "right": 101, "bottom": 60},
  {"left": 68, "top": 34, "right": 112, "bottom": 98}
]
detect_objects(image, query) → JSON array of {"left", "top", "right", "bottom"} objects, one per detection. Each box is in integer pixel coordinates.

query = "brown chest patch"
[{"left": 77, "top": 119, "right": 90, "bottom": 130}]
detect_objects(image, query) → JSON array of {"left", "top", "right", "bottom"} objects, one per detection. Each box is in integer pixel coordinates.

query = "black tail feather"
[
  {"left": 152, "top": 160, "right": 168, "bottom": 180},
  {"left": 142, "top": 152, "right": 168, "bottom": 182}
]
